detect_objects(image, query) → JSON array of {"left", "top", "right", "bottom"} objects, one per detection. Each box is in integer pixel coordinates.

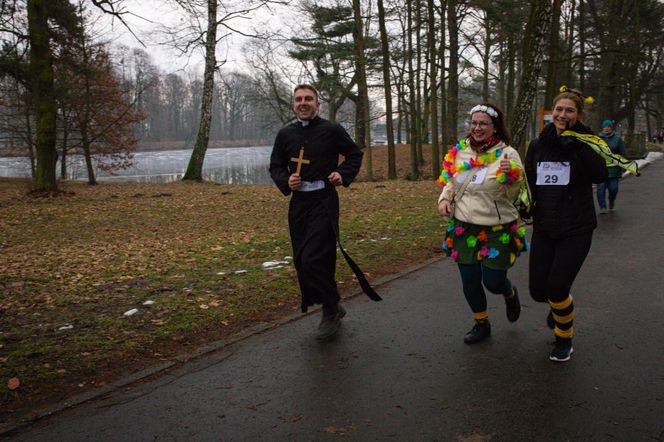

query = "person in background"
[
  {"left": 596, "top": 119, "right": 627, "bottom": 213},
  {"left": 437, "top": 103, "right": 527, "bottom": 345},
  {"left": 525, "top": 86, "right": 608, "bottom": 362}
]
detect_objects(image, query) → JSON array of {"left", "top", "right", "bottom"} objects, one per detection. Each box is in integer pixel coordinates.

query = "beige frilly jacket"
[{"left": 438, "top": 140, "right": 524, "bottom": 226}]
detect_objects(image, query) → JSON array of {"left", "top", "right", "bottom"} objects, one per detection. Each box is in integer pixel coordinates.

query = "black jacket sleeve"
[
  {"left": 333, "top": 124, "right": 363, "bottom": 186},
  {"left": 524, "top": 139, "right": 538, "bottom": 202},
  {"left": 577, "top": 143, "right": 609, "bottom": 184},
  {"left": 269, "top": 129, "right": 292, "bottom": 196}
]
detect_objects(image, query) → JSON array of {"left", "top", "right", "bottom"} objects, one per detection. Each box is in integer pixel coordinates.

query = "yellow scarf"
[{"left": 560, "top": 130, "right": 640, "bottom": 176}]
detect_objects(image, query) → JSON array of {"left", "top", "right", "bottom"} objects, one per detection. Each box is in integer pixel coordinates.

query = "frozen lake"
[{"left": 0, "top": 146, "right": 273, "bottom": 185}]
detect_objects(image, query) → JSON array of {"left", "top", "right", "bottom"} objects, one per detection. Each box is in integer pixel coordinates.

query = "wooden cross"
[{"left": 290, "top": 147, "right": 310, "bottom": 175}]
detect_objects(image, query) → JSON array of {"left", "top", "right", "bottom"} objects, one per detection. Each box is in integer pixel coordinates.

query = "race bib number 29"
[{"left": 536, "top": 162, "right": 570, "bottom": 185}]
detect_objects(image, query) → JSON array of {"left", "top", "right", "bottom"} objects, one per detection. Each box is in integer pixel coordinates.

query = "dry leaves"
[{"left": 7, "top": 377, "right": 20, "bottom": 390}]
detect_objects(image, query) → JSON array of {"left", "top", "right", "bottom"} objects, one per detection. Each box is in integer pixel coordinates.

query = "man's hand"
[
  {"left": 438, "top": 199, "right": 452, "bottom": 216},
  {"left": 288, "top": 173, "right": 302, "bottom": 190},
  {"left": 328, "top": 171, "right": 343, "bottom": 186}
]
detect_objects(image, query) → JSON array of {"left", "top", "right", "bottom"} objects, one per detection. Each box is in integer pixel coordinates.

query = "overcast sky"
[{"left": 97, "top": 0, "right": 289, "bottom": 75}]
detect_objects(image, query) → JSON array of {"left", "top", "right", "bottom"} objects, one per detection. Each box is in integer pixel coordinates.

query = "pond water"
[{"left": 0, "top": 146, "right": 273, "bottom": 185}]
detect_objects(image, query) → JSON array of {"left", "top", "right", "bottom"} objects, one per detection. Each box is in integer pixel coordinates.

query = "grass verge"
[{"left": 0, "top": 175, "right": 445, "bottom": 423}]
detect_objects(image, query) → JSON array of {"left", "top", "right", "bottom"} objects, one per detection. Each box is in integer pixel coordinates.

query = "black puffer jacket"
[{"left": 525, "top": 122, "right": 608, "bottom": 238}]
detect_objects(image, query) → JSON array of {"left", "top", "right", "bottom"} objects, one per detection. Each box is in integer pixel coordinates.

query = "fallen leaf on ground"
[{"left": 7, "top": 377, "right": 20, "bottom": 390}]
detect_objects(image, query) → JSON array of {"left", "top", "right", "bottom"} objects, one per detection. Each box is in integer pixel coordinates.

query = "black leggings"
[
  {"left": 457, "top": 263, "right": 512, "bottom": 315},
  {"left": 528, "top": 229, "right": 593, "bottom": 304}
]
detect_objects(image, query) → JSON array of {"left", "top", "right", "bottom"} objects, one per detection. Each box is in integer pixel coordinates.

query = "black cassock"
[{"left": 269, "top": 116, "right": 381, "bottom": 312}]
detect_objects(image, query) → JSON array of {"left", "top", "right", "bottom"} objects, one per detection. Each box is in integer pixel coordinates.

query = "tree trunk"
[
  {"left": 60, "top": 129, "right": 68, "bottom": 179},
  {"left": 544, "top": 0, "right": 563, "bottom": 106},
  {"left": 498, "top": 41, "right": 506, "bottom": 112},
  {"left": 564, "top": 0, "right": 576, "bottom": 86},
  {"left": 352, "top": 0, "right": 372, "bottom": 180},
  {"left": 415, "top": 0, "right": 423, "bottom": 166},
  {"left": 407, "top": 0, "right": 420, "bottom": 179},
  {"left": 626, "top": 1, "right": 640, "bottom": 134},
  {"left": 23, "top": 102, "right": 36, "bottom": 178},
  {"left": 28, "top": 0, "right": 58, "bottom": 192},
  {"left": 506, "top": 34, "right": 516, "bottom": 123},
  {"left": 446, "top": 0, "right": 459, "bottom": 143},
  {"left": 183, "top": 0, "right": 218, "bottom": 182},
  {"left": 481, "top": 14, "right": 491, "bottom": 102},
  {"left": 439, "top": 0, "right": 448, "bottom": 151},
  {"left": 377, "top": 0, "right": 397, "bottom": 179},
  {"left": 80, "top": 32, "right": 95, "bottom": 185},
  {"left": 578, "top": 0, "right": 586, "bottom": 91},
  {"left": 510, "top": 0, "right": 553, "bottom": 153},
  {"left": 81, "top": 125, "right": 97, "bottom": 185},
  {"left": 427, "top": 0, "right": 439, "bottom": 176}
]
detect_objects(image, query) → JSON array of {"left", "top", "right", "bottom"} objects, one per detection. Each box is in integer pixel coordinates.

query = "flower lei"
[{"left": 436, "top": 139, "right": 521, "bottom": 187}]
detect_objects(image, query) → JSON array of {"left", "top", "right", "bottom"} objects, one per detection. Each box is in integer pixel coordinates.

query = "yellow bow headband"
[{"left": 559, "top": 85, "right": 594, "bottom": 105}]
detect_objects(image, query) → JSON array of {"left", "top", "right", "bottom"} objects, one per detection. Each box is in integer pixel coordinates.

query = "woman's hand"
[
  {"left": 438, "top": 199, "right": 452, "bottom": 217},
  {"left": 500, "top": 153, "right": 511, "bottom": 173}
]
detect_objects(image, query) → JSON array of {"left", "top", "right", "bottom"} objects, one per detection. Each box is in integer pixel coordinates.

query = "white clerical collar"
[{"left": 297, "top": 118, "right": 311, "bottom": 127}]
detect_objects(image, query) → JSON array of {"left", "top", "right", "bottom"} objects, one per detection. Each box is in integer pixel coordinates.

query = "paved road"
[{"left": 6, "top": 161, "right": 664, "bottom": 441}]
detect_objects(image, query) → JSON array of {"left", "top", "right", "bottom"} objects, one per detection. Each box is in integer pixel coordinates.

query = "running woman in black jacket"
[{"left": 525, "top": 87, "right": 608, "bottom": 362}]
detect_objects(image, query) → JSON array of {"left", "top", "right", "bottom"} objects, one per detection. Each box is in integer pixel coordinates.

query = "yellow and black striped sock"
[
  {"left": 549, "top": 295, "right": 574, "bottom": 339},
  {"left": 473, "top": 311, "right": 489, "bottom": 322},
  {"left": 503, "top": 287, "right": 516, "bottom": 299}
]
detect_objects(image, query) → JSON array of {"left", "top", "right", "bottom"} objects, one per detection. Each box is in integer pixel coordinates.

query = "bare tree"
[
  {"left": 509, "top": 0, "right": 552, "bottom": 152},
  {"left": 376, "top": 0, "right": 397, "bottom": 179},
  {"left": 426, "top": 0, "right": 439, "bottom": 176},
  {"left": 351, "top": 0, "right": 372, "bottom": 180},
  {"left": 153, "top": 0, "right": 274, "bottom": 181},
  {"left": 182, "top": 0, "right": 217, "bottom": 181}
]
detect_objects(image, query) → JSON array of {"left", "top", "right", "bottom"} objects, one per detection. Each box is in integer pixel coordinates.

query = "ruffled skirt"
[{"left": 442, "top": 218, "right": 528, "bottom": 270}]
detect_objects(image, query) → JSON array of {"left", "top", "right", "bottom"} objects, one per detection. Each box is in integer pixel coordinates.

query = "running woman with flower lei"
[{"left": 437, "top": 103, "right": 528, "bottom": 345}]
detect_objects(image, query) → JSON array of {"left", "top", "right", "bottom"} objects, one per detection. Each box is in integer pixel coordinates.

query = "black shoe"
[
  {"left": 463, "top": 320, "right": 491, "bottom": 344},
  {"left": 504, "top": 287, "right": 521, "bottom": 323},
  {"left": 316, "top": 304, "right": 346, "bottom": 341},
  {"left": 546, "top": 311, "right": 555, "bottom": 329},
  {"left": 609, "top": 200, "right": 615, "bottom": 211},
  {"left": 549, "top": 338, "right": 573, "bottom": 362}
]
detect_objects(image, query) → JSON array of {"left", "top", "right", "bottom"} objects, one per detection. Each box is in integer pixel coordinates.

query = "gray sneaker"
[
  {"left": 549, "top": 338, "right": 573, "bottom": 362},
  {"left": 316, "top": 304, "right": 346, "bottom": 341}
]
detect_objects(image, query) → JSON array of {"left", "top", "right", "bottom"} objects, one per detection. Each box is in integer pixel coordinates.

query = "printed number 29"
[{"left": 544, "top": 174, "right": 558, "bottom": 184}]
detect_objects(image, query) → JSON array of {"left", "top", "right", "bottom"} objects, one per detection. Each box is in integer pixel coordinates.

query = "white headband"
[{"left": 470, "top": 104, "right": 498, "bottom": 118}]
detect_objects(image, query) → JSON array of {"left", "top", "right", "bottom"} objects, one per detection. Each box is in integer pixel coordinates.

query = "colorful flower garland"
[{"left": 436, "top": 139, "right": 521, "bottom": 187}]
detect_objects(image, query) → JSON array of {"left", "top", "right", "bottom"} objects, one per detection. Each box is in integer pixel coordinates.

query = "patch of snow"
[{"left": 262, "top": 261, "right": 289, "bottom": 268}]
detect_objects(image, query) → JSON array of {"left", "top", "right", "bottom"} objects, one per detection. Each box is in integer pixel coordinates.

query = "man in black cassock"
[{"left": 269, "top": 84, "right": 379, "bottom": 341}]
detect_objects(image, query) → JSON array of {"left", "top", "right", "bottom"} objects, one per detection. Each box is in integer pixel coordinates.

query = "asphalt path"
[{"left": 6, "top": 160, "right": 664, "bottom": 441}]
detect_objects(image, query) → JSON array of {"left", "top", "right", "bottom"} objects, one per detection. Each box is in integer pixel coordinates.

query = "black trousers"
[
  {"left": 529, "top": 229, "right": 593, "bottom": 304},
  {"left": 457, "top": 263, "right": 512, "bottom": 314},
  {"left": 289, "top": 189, "right": 340, "bottom": 312}
]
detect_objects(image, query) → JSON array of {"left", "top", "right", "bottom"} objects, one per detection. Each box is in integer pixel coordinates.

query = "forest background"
[
  {"left": 1, "top": 0, "right": 664, "bottom": 428},
  {"left": 1, "top": 0, "right": 663, "bottom": 188}
]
